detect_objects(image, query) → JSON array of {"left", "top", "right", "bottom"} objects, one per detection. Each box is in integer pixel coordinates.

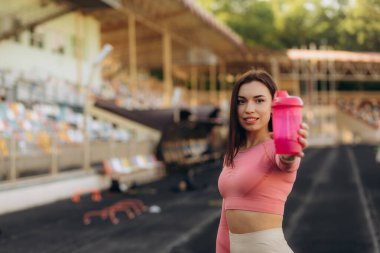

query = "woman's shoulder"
[
  {"left": 237, "top": 139, "right": 275, "bottom": 160},
  {"left": 255, "top": 139, "right": 275, "bottom": 154},
  {"left": 259, "top": 139, "right": 277, "bottom": 165},
  {"left": 238, "top": 139, "right": 274, "bottom": 153},
  {"left": 262, "top": 139, "right": 275, "bottom": 151}
]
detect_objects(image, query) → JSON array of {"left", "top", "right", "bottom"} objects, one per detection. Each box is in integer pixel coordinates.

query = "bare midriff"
[{"left": 226, "top": 210, "right": 283, "bottom": 234}]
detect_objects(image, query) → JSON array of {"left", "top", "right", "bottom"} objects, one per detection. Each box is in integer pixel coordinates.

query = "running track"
[{"left": 0, "top": 145, "right": 379, "bottom": 253}]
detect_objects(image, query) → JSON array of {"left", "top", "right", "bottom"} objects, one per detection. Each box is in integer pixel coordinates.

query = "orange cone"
[
  {"left": 72, "top": 194, "right": 81, "bottom": 203},
  {"left": 91, "top": 190, "right": 102, "bottom": 202}
]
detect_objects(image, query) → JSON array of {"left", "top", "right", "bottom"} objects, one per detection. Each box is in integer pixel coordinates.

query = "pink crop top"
[{"left": 216, "top": 139, "right": 300, "bottom": 253}]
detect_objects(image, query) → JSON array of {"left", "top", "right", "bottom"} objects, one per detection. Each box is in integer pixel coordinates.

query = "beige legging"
[{"left": 229, "top": 228, "right": 294, "bottom": 253}]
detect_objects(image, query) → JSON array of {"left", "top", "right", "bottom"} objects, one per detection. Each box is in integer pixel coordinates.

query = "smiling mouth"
[{"left": 243, "top": 117, "right": 259, "bottom": 124}]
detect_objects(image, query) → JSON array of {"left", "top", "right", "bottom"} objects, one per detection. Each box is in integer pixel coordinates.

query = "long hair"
[{"left": 225, "top": 69, "right": 278, "bottom": 167}]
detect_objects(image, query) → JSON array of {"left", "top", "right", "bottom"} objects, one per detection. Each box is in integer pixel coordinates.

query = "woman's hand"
[
  {"left": 271, "top": 122, "right": 309, "bottom": 163},
  {"left": 297, "top": 122, "right": 309, "bottom": 157}
]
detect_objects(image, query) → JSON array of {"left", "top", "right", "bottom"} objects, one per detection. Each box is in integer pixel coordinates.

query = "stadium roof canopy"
[
  {"left": 224, "top": 48, "right": 380, "bottom": 82},
  {"left": 72, "top": 0, "right": 251, "bottom": 70},
  {"left": 287, "top": 49, "right": 380, "bottom": 63}
]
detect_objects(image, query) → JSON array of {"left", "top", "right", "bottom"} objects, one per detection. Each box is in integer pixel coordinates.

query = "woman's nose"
[{"left": 245, "top": 101, "right": 255, "bottom": 113}]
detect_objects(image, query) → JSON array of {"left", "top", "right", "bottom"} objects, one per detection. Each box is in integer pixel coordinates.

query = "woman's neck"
[{"left": 244, "top": 130, "right": 271, "bottom": 149}]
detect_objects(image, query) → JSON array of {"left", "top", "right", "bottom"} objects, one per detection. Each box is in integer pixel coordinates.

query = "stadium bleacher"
[
  {"left": 337, "top": 97, "right": 380, "bottom": 128},
  {"left": 1, "top": 1, "right": 380, "bottom": 253}
]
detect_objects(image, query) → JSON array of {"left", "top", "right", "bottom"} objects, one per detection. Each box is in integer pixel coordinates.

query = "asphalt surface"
[
  {"left": 284, "top": 145, "right": 380, "bottom": 253},
  {"left": 0, "top": 145, "right": 380, "bottom": 253}
]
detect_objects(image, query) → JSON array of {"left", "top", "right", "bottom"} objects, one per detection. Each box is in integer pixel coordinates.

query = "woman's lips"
[{"left": 244, "top": 117, "right": 258, "bottom": 124}]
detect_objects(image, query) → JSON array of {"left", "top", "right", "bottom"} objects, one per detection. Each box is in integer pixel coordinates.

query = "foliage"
[
  {"left": 339, "top": 0, "right": 380, "bottom": 51},
  {"left": 196, "top": 0, "right": 380, "bottom": 52}
]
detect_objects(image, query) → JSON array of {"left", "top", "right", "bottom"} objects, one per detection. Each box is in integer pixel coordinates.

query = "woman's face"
[{"left": 237, "top": 81, "right": 272, "bottom": 133}]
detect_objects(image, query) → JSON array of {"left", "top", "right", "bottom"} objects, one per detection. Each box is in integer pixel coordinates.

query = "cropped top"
[{"left": 216, "top": 139, "right": 300, "bottom": 253}]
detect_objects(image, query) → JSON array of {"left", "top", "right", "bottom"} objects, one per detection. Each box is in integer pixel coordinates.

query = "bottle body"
[{"left": 272, "top": 91, "right": 303, "bottom": 155}]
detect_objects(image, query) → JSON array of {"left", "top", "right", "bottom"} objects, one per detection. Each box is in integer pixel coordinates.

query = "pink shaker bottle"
[{"left": 271, "top": 90, "right": 304, "bottom": 155}]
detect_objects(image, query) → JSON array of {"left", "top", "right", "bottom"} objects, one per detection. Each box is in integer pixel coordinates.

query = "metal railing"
[{"left": 0, "top": 130, "right": 156, "bottom": 184}]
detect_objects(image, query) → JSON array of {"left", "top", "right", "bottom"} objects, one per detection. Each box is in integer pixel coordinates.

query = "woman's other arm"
[{"left": 216, "top": 200, "right": 230, "bottom": 253}]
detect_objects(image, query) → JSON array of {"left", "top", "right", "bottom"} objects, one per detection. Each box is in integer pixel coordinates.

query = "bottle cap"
[{"left": 272, "top": 90, "right": 303, "bottom": 107}]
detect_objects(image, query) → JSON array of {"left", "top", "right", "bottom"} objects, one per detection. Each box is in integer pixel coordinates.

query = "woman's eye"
[
  {"left": 237, "top": 100, "right": 245, "bottom": 105},
  {"left": 256, "top": 99, "right": 265, "bottom": 104}
]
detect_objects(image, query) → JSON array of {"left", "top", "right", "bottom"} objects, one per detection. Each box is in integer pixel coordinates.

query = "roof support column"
[
  {"left": 200, "top": 72, "right": 206, "bottom": 104},
  {"left": 321, "top": 58, "right": 328, "bottom": 105},
  {"left": 302, "top": 60, "right": 311, "bottom": 106},
  {"left": 290, "top": 61, "right": 302, "bottom": 96},
  {"left": 328, "top": 59, "right": 337, "bottom": 136},
  {"left": 9, "top": 134, "right": 16, "bottom": 181},
  {"left": 328, "top": 60, "right": 336, "bottom": 105},
  {"left": 128, "top": 13, "right": 137, "bottom": 95},
  {"left": 270, "top": 57, "right": 279, "bottom": 85},
  {"left": 191, "top": 66, "right": 198, "bottom": 106},
  {"left": 310, "top": 60, "right": 317, "bottom": 106},
  {"left": 75, "top": 12, "right": 83, "bottom": 89},
  {"left": 292, "top": 60, "right": 301, "bottom": 96},
  {"left": 163, "top": 29, "right": 173, "bottom": 107},
  {"left": 209, "top": 64, "right": 217, "bottom": 105},
  {"left": 219, "top": 61, "right": 226, "bottom": 106},
  {"left": 293, "top": 80, "right": 301, "bottom": 97}
]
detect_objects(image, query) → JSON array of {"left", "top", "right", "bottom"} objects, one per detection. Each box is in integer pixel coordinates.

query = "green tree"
[
  {"left": 339, "top": 0, "right": 380, "bottom": 51},
  {"left": 275, "top": 0, "right": 353, "bottom": 49},
  {"left": 199, "top": 0, "right": 283, "bottom": 49},
  {"left": 197, "top": 0, "right": 380, "bottom": 52}
]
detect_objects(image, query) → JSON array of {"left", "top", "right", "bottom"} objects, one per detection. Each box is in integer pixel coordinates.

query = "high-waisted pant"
[{"left": 229, "top": 228, "right": 294, "bottom": 253}]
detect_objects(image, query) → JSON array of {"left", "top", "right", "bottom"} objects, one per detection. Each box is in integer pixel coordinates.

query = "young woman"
[{"left": 216, "top": 70, "right": 309, "bottom": 253}]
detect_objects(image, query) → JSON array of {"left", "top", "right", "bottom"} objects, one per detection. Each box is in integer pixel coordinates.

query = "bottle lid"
[{"left": 272, "top": 90, "right": 303, "bottom": 107}]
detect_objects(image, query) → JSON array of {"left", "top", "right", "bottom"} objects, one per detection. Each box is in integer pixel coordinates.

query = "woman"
[{"left": 216, "top": 69, "right": 309, "bottom": 253}]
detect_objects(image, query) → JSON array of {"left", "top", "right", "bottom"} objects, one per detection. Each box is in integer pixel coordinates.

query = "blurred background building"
[{"left": 0, "top": 0, "right": 379, "bottom": 252}]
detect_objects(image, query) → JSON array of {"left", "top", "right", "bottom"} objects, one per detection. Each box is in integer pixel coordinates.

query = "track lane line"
[
  {"left": 285, "top": 148, "right": 338, "bottom": 239},
  {"left": 347, "top": 147, "right": 380, "bottom": 253}
]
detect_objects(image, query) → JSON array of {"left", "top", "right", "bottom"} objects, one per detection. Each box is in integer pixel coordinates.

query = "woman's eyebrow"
[{"left": 238, "top": 95, "right": 266, "bottom": 99}]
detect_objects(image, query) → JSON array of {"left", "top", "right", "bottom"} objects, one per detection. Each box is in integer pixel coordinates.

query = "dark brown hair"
[{"left": 225, "top": 69, "right": 278, "bottom": 167}]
